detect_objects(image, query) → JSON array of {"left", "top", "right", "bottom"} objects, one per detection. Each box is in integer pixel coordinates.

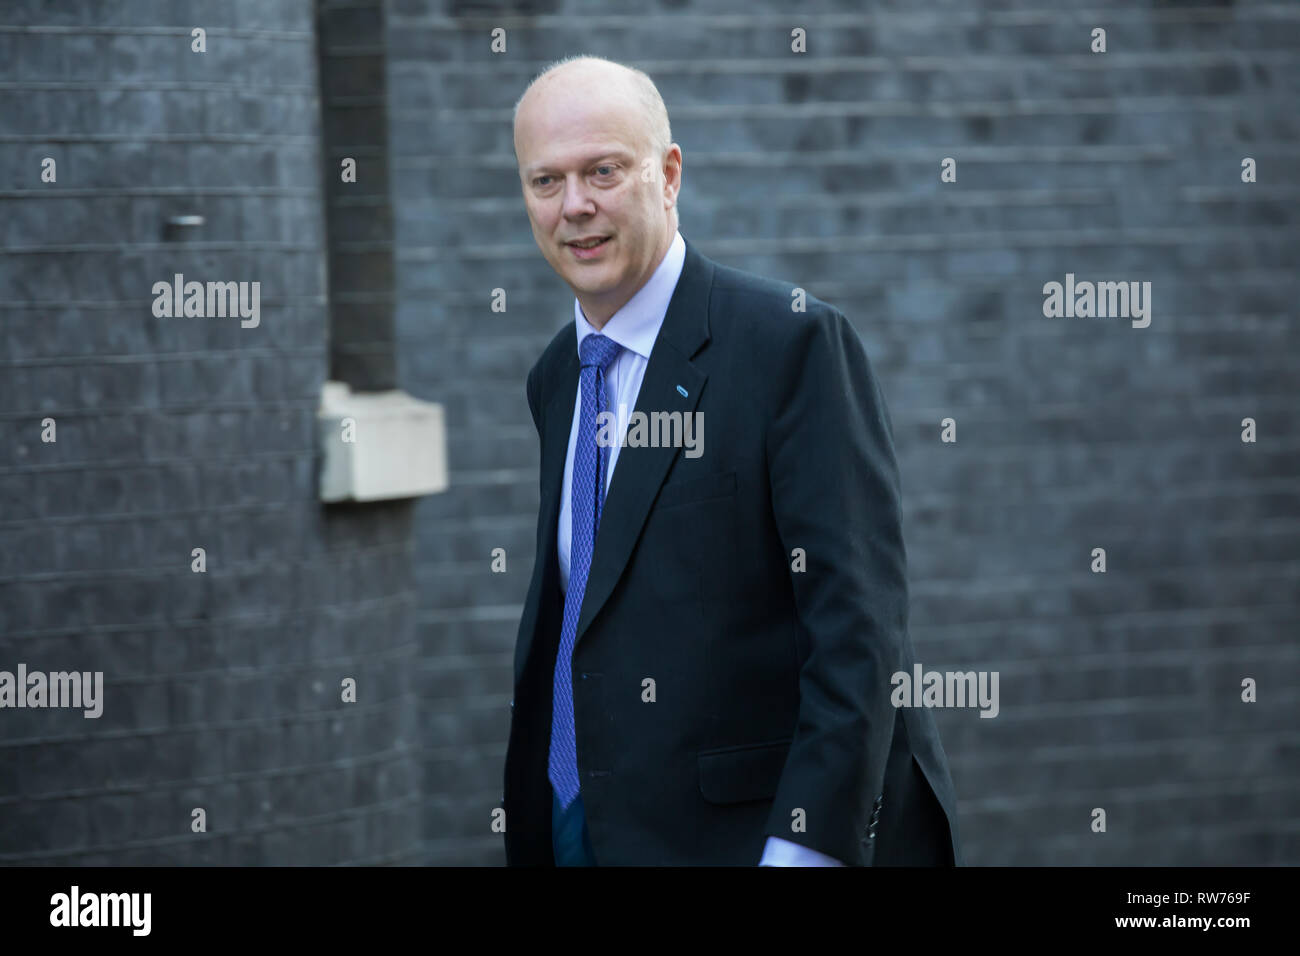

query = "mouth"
[{"left": 565, "top": 235, "right": 612, "bottom": 259}]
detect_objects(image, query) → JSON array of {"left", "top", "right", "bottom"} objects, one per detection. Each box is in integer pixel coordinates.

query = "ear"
[{"left": 662, "top": 144, "right": 683, "bottom": 207}]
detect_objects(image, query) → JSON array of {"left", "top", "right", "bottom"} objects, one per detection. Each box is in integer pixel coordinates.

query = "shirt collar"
[{"left": 573, "top": 229, "right": 686, "bottom": 361}]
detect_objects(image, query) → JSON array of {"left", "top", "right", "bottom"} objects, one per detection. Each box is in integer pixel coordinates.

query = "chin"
[
  {"left": 567, "top": 267, "right": 614, "bottom": 288},
  {"left": 572, "top": 279, "right": 614, "bottom": 297}
]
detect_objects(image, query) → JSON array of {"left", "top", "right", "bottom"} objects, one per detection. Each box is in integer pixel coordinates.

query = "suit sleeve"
[{"left": 761, "top": 307, "right": 907, "bottom": 865}]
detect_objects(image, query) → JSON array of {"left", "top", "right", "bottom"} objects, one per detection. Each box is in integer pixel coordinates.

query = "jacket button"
[{"left": 509, "top": 699, "right": 515, "bottom": 712}]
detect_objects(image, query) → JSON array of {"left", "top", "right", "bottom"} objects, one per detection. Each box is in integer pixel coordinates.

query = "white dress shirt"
[
  {"left": 556, "top": 228, "right": 844, "bottom": 868},
  {"left": 557, "top": 229, "right": 685, "bottom": 595}
]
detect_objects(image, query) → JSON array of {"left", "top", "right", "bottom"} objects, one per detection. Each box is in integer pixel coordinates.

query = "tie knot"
[{"left": 580, "top": 333, "right": 622, "bottom": 371}]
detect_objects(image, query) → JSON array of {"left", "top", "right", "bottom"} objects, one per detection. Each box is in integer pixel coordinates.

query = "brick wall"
[
  {"left": 0, "top": 0, "right": 421, "bottom": 864},
  {"left": 1, "top": 0, "right": 1295, "bottom": 867},
  {"left": 389, "top": 0, "right": 1300, "bottom": 864}
]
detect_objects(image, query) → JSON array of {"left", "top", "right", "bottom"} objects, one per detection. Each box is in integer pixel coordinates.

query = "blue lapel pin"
[{"left": 676, "top": 385, "right": 688, "bottom": 398}]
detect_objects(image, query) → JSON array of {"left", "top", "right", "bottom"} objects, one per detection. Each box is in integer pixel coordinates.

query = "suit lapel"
[
  {"left": 512, "top": 347, "right": 575, "bottom": 690},
  {"left": 520, "top": 239, "right": 715, "bottom": 681},
  {"left": 576, "top": 240, "right": 714, "bottom": 646},
  {"left": 538, "top": 346, "right": 578, "bottom": 588}
]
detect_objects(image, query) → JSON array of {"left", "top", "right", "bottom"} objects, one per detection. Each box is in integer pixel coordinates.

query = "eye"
[
  {"left": 533, "top": 175, "right": 552, "bottom": 187},
  {"left": 594, "top": 165, "right": 615, "bottom": 176}
]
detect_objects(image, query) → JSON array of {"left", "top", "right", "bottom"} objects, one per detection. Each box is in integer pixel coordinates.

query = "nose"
[{"left": 560, "top": 174, "right": 596, "bottom": 220}]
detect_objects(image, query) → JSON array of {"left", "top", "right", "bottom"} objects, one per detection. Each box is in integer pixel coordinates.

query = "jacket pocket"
[
  {"left": 697, "top": 737, "right": 792, "bottom": 805},
  {"left": 655, "top": 470, "right": 736, "bottom": 510}
]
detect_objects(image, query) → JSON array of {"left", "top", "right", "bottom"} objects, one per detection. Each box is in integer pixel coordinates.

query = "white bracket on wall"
[{"left": 317, "top": 380, "right": 448, "bottom": 502}]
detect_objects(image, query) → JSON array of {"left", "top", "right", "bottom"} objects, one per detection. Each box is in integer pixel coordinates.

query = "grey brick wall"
[
  {"left": 2, "top": 0, "right": 1296, "bottom": 867},
  {"left": 390, "top": 0, "right": 1300, "bottom": 864},
  {"left": 0, "top": 0, "right": 421, "bottom": 864}
]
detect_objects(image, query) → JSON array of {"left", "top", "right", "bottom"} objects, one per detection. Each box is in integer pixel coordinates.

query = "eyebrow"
[{"left": 524, "top": 150, "right": 635, "bottom": 178}]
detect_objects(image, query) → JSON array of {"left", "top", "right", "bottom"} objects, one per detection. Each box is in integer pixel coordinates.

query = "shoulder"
[
  {"left": 706, "top": 256, "right": 855, "bottom": 358},
  {"left": 524, "top": 320, "right": 575, "bottom": 427},
  {"left": 701, "top": 255, "right": 884, "bottom": 425},
  {"left": 527, "top": 320, "right": 574, "bottom": 393}
]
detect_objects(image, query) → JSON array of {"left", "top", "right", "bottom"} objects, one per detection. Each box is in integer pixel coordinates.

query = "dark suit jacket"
[{"left": 504, "top": 237, "right": 963, "bottom": 866}]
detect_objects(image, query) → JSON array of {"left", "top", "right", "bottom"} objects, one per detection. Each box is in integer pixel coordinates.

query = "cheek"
[{"left": 527, "top": 198, "right": 556, "bottom": 227}]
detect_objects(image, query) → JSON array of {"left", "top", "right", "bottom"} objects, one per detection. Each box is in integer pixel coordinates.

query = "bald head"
[
  {"left": 514, "top": 56, "right": 672, "bottom": 164},
  {"left": 512, "top": 55, "right": 683, "bottom": 327}
]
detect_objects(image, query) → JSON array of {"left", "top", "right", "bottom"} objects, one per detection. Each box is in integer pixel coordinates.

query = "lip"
[{"left": 565, "top": 235, "right": 612, "bottom": 260}]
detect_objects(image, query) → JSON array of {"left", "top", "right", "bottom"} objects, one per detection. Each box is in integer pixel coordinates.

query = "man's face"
[{"left": 514, "top": 74, "right": 679, "bottom": 323}]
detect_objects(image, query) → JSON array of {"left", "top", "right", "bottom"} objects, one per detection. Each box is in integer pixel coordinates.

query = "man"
[{"left": 504, "top": 55, "right": 963, "bottom": 866}]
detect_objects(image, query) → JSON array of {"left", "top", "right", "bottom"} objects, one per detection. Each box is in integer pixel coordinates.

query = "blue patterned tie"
[{"left": 550, "top": 332, "right": 623, "bottom": 810}]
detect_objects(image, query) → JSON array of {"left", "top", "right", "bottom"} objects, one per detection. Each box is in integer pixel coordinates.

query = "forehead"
[{"left": 515, "top": 78, "right": 646, "bottom": 172}]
